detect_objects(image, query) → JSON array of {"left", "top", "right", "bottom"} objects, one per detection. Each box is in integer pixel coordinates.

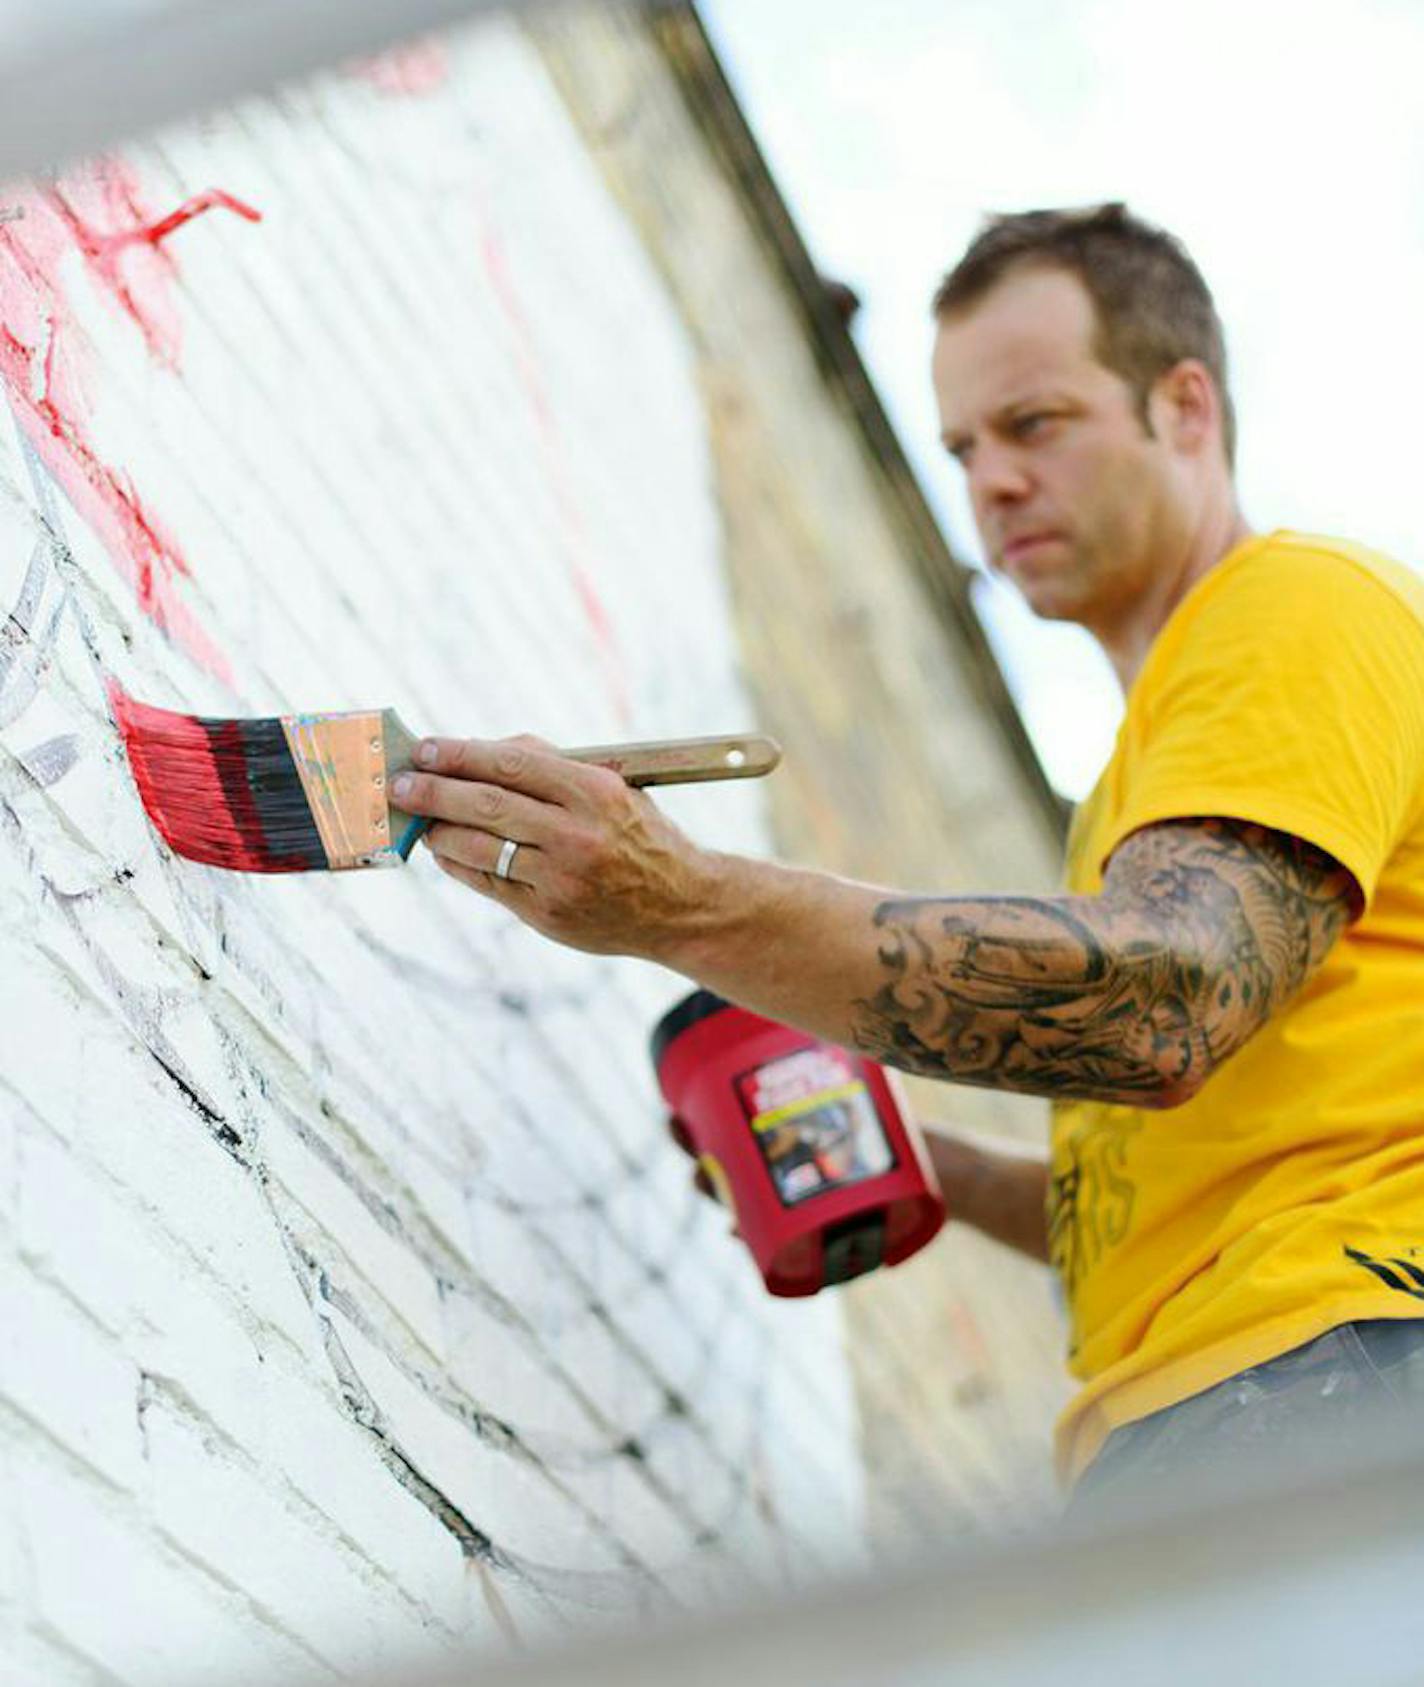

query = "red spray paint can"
[{"left": 651, "top": 989, "right": 946, "bottom": 1296}]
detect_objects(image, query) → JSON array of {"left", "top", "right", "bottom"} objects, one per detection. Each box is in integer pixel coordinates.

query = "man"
[{"left": 392, "top": 204, "right": 1424, "bottom": 1505}]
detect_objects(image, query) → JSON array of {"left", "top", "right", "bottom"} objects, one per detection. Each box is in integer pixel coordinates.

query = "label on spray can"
[{"left": 736, "top": 1045, "right": 895, "bottom": 1207}]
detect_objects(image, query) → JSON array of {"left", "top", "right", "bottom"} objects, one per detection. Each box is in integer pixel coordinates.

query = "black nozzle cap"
[{"left": 650, "top": 987, "right": 732, "bottom": 1070}]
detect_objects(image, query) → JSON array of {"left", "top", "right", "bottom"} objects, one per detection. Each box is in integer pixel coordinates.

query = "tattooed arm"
[
  {"left": 668, "top": 818, "right": 1357, "bottom": 1108},
  {"left": 403, "top": 739, "right": 1354, "bottom": 1106}
]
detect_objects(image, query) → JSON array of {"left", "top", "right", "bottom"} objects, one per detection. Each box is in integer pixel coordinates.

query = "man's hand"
[{"left": 391, "top": 735, "right": 716, "bottom": 957}]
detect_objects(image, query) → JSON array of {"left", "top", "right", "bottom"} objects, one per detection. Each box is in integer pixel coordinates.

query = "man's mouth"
[{"left": 1001, "top": 532, "right": 1061, "bottom": 564}]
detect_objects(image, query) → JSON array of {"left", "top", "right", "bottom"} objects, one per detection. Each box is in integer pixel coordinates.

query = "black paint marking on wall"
[{"left": 147, "top": 1047, "right": 246, "bottom": 1160}]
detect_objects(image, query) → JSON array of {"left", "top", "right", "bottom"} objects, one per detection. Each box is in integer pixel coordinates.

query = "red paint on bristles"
[
  {"left": 111, "top": 683, "right": 255, "bottom": 868},
  {"left": 109, "top": 683, "right": 316, "bottom": 872}
]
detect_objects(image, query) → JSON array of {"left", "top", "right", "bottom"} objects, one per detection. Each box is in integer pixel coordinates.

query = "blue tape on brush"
[{"left": 394, "top": 815, "right": 431, "bottom": 860}]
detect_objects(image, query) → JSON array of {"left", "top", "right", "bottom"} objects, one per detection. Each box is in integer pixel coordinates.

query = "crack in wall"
[{"left": 312, "top": 1292, "right": 561, "bottom": 1641}]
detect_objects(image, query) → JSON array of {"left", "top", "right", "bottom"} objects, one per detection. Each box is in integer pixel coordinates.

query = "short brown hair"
[{"left": 932, "top": 203, "right": 1237, "bottom": 467}]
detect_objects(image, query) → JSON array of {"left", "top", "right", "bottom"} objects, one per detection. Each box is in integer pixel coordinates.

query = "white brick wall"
[{"left": 0, "top": 17, "right": 865, "bottom": 1681}]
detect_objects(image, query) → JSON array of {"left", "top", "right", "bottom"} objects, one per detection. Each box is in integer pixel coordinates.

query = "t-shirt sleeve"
[{"left": 1101, "top": 544, "right": 1424, "bottom": 912}]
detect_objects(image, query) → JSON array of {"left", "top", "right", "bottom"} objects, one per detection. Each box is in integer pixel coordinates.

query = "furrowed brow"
[{"left": 941, "top": 393, "right": 1066, "bottom": 454}]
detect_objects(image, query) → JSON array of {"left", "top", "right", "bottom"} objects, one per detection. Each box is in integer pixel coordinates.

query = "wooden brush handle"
[
  {"left": 383, "top": 714, "right": 779, "bottom": 788},
  {"left": 563, "top": 734, "right": 780, "bottom": 787},
  {"left": 382, "top": 720, "right": 778, "bottom": 861}
]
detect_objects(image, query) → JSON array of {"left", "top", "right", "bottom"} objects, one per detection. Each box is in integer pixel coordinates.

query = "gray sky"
[{"left": 700, "top": 0, "right": 1424, "bottom": 798}]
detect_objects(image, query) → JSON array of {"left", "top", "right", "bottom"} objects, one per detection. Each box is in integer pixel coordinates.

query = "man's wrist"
[
  {"left": 921, "top": 1126, "right": 1051, "bottom": 1262},
  {"left": 644, "top": 843, "right": 743, "bottom": 975},
  {"left": 922, "top": 1128, "right": 983, "bottom": 1210}
]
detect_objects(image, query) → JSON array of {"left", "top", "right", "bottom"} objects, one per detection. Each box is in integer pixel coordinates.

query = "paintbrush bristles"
[{"left": 112, "top": 687, "right": 335, "bottom": 871}]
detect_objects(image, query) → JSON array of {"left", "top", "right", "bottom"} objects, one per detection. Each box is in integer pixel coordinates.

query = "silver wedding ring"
[{"left": 493, "top": 837, "right": 519, "bottom": 881}]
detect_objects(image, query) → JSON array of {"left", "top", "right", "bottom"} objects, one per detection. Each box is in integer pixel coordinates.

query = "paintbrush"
[{"left": 110, "top": 685, "right": 781, "bottom": 874}]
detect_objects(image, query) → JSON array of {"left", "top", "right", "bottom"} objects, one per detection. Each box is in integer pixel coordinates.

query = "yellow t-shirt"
[{"left": 1053, "top": 529, "right": 1424, "bottom": 1485}]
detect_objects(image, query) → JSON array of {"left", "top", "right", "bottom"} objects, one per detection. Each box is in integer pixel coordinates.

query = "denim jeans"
[{"left": 1070, "top": 1319, "right": 1424, "bottom": 1519}]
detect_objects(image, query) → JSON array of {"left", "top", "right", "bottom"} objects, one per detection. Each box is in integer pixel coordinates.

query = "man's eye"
[{"left": 1013, "top": 413, "right": 1053, "bottom": 438}]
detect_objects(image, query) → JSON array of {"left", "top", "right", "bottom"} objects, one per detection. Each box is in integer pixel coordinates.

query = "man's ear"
[{"left": 1152, "top": 359, "right": 1219, "bottom": 455}]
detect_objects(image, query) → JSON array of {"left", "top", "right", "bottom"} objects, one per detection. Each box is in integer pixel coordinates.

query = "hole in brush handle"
[{"left": 568, "top": 734, "right": 781, "bottom": 785}]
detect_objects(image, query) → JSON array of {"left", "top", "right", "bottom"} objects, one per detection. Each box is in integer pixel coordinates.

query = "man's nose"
[{"left": 969, "top": 442, "right": 1033, "bottom": 506}]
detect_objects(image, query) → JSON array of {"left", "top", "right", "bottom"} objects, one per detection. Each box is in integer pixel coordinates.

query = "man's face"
[{"left": 932, "top": 266, "right": 1178, "bottom": 630}]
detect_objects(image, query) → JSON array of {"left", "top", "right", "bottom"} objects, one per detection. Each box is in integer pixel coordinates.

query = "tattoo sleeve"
[{"left": 848, "top": 819, "right": 1357, "bottom": 1106}]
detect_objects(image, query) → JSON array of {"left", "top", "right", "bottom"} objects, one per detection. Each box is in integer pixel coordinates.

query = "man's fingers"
[
  {"left": 434, "top": 855, "right": 488, "bottom": 894},
  {"left": 427, "top": 822, "right": 540, "bottom": 885},
  {"left": 407, "top": 735, "right": 582, "bottom": 805},
  {"left": 434, "top": 853, "right": 532, "bottom": 905},
  {"left": 391, "top": 769, "right": 558, "bottom": 843}
]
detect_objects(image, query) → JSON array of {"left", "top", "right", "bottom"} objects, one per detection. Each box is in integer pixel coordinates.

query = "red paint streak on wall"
[
  {"left": 478, "top": 215, "right": 632, "bottom": 728},
  {"left": 43, "top": 159, "right": 185, "bottom": 369},
  {"left": 351, "top": 38, "right": 451, "bottom": 97},
  {"left": 0, "top": 169, "right": 230, "bottom": 680},
  {"left": 114, "top": 190, "right": 263, "bottom": 254}
]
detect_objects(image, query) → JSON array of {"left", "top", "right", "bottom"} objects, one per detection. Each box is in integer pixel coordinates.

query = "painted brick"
[
  {"left": 258, "top": 1110, "right": 449, "bottom": 1364},
  {"left": 0, "top": 1434, "right": 28, "bottom": 1645},
  {"left": 8, "top": 1026, "right": 315, "bottom": 1361},
  {"left": 14, "top": 1111, "right": 473, "bottom": 1626},
  {"left": 541, "top": 1295, "right": 670, "bottom": 1436},
  {"left": 325, "top": 1306, "right": 652, "bottom": 1578},
  {"left": 0, "top": 1261, "right": 144, "bottom": 1493},
  {"left": 440, "top": 1288, "right": 620, "bottom": 1451},
  {"left": 455, "top": 1192, "right": 597, "bottom": 1336},
  {"left": 0, "top": 1096, "right": 16, "bottom": 1242},
  {"left": 550, "top": 1449, "right": 709, "bottom": 1584},
  {"left": 16, "top": 1453, "right": 333, "bottom": 1685},
  {"left": 141, "top": 1391, "right": 486, "bottom": 1675},
  {"left": 0, "top": 1624, "right": 117, "bottom": 1687}
]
